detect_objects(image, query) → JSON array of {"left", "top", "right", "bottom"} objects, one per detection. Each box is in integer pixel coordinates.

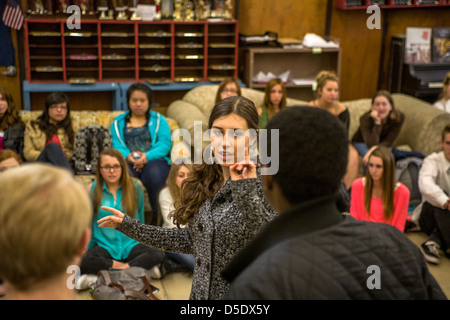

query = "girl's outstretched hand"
[{"left": 97, "top": 206, "right": 125, "bottom": 229}]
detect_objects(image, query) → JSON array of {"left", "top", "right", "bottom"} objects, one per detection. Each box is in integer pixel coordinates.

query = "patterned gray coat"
[{"left": 117, "top": 176, "right": 276, "bottom": 300}]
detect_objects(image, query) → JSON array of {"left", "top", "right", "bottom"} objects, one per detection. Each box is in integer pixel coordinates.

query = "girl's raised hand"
[
  {"left": 97, "top": 206, "right": 125, "bottom": 229},
  {"left": 230, "top": 148, "right": 257, "bottom": 180}
]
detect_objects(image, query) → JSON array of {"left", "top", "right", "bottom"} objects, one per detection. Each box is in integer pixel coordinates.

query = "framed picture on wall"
[{"left": 405, "top": 27, "right": 432, "bottom": 64}]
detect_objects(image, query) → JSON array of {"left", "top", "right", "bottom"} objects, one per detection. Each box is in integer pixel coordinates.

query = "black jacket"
[
  {"left": 222, "top": 194, "right": 446, "bottom": 300},
  {"left": 3, "top": 121, "right": 25, "bottom": 160}
]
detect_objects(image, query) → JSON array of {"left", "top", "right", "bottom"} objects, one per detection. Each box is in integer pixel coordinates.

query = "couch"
[
  {"left": 167, "top": 85, "right": 450, "bottom": 157},
  {"left": 19, "top": 110, "right": 180, "bottom": 224}
]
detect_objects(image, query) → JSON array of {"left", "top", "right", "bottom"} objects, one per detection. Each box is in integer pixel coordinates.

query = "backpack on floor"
[
  {"left": 92, "top": 267, "right": 159, "bottom": 300},
  {"left": 395, "top": 156, "right": 424, "bottom": 206},
  {"left": 73, "top": 125, "right": 112, "bottom": 174}
]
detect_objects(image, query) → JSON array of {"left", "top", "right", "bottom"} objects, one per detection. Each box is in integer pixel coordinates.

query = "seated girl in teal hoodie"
[{"left": 110, "top": 83, "right": 172, "bottom": 225}]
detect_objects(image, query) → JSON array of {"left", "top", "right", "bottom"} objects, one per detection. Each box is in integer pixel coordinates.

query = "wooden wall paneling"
[
  {"left": 238, "top": 0, "right": 327, "bottom": 38},
  {"left": 330, "top": 8, "right": 383, "bottom": 101}
]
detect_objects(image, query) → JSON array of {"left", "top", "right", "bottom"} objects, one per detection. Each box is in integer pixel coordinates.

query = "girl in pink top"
[{"left": 350, "top": 146, "right": 410, "bottom": 231}]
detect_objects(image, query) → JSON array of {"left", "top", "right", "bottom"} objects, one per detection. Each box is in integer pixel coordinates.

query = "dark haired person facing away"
[{"left": 222, "top": 106, "right": 446, "bottom": 300}]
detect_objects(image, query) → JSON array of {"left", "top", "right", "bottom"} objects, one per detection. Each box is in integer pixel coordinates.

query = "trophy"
[
  {"left": 114, "top": 0, "right": 129, "bottom": 20},
  {"left": 223, "top": 0, "right": 232, "bottom": 20},
  {"left": 98, "top": 0, "right": 114, "bottom": 19},
  {"left": 129, "top": 0, "right": 142, "bottom": 20},
  {"left": 55, "top": 0, "right": 69, "bottom": 13},
  {"left": 160, "top": 0, "right": 173, "bottom": 19}
]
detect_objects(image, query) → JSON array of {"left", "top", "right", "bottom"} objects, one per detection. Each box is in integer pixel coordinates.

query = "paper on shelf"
[
  {"left": 302, "top": 33, "right": 339, "bottom": 48},
  {"left": 253, "top": 70, "right": 290, "bottom": 83},
  {"left": 292, "top": 79, "right": 316, "bottom": 86}
]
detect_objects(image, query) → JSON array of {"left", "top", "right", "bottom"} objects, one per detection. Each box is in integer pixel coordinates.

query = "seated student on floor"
[
  {"left": 79, "top": 148, "right": 165, "bottom": 286},
  {"left": 351, "top": 90, "right": 424, "bottom": 166},
  {"left": 350, "top": 145, "right": 410, "bottom": 232},
  {"left": 23, "top": 92, "right": 76, "bottom": 171},
  {"left": 418, "top": 124, "right": 450, "bottom": 265},
  {"left": 159, "top": 161, "right": 195, "bottom": 272}
]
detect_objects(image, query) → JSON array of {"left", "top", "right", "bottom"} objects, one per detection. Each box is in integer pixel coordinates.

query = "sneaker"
[{"left": 420, "top": 241, "right": 441, "bottom": 264}]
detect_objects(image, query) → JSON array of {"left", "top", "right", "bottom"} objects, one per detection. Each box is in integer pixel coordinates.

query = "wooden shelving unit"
[
  {"left": 241, "top": 47, "right": 341, "bottom": 101},
  {"left": 335, "top": 0, "right": 450, "bottom": 9},
  {"left": 25, "top": 19, "right": 239, "bottom": 84}
]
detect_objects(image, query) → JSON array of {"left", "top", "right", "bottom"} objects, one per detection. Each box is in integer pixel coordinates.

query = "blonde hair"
[
  {"left": 0, "top": 163, "right": 92, "bottom": 291},
  {"left": 166, "top": 162, "right": 193, "bottom": 204},
  {"left": 314, "top": 70, "right": 339, "bottom": 99},
  {"left": 439, "top": 71, "right": 450, "bottom": 100}
]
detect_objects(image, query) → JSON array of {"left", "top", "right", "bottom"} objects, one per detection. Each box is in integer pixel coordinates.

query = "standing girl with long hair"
[
  {"left": 350, "top": 146, "right": 410, "bottom": 231},
  {"left": 98, "top": 96, "right": 276, "bottom": 300}
]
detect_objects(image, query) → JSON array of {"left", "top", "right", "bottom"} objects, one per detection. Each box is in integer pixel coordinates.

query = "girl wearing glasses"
[
  {"left": 23, "top": 92, "right": 75, "bottom": 171},
  {"left": 215, "top": 77, "right": 241, "bottom": 104},
  {"left": 79, "top": 148, "right": 164, "bottom": 280},
  {"left": 350, "top": 146, "right": 410, "bottom": 231}
]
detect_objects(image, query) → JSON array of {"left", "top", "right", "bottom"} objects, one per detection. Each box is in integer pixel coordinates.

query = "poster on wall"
[
  {"left": 432, "top": 27, "right": 450, "bottom": 63},
  {"left": 405, "top": 27, "right": 432, "bottom": 64}
]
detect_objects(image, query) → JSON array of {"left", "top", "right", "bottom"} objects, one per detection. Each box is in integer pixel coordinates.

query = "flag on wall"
[{"left": 2, "top": 0, "right": 24, "bottom": 30}]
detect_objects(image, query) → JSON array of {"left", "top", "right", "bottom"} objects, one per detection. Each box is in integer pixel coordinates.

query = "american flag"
[{"left": 2, "top": 0, "right": 24, "bottom": 30}]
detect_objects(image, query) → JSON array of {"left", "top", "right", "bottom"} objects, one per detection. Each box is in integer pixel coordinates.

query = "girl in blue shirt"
[
  {"left": 110, "top": 83, "right": 172, "bottom": 225},
  {"left": 80, "top": 148, "right": 164, "bottom": 275}
]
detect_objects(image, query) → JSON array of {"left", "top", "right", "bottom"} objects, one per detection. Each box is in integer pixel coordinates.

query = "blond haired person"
[
  {"left": 433, "top": 71, "right": 450, "bottom": 113},
  {"left": 0, "top": 164, "right": 92, "bottom": 300},
  {"left": 308, "top": 71, "right": 359, "bottom": 193}
]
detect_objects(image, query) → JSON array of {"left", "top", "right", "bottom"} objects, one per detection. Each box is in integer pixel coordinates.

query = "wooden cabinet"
[
  {"left": 241, "top": 47, "right": 341, "bottom": 101},
  {"left": 25, "top": 19, "right": 238, "bottom": 84},
  {"left": 336, "top": 0, "right": 450, "bottom": 10}
]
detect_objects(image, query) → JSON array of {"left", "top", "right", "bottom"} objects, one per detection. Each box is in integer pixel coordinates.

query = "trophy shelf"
[
  {"left": 336, "top": 0, "right": 450, "bottom": 10},
  {"left": 24, "top": 19, "right": 239, "bottom": 84}
]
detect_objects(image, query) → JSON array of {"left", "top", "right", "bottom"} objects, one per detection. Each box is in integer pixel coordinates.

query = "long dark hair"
[
  {"left": 371, "top": 90, "right": 402, "bottom": 123},
  {"left": 171, "top": 96, "right": 259, "bottom": 227},
  {"left": 31, "top": 92, "right": 75, "bottom": 145},
  {"left": 0, "top": 86, "right": 23, "bottom": 131}
]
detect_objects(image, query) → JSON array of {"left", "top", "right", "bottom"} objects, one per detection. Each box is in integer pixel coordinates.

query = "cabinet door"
[
  {"left": 100, "top": 22, "right": 136, "bottom": 81},
  {"left": 174, "top": 22, "right": 205, "bottom": 82},
  {"left": 137, "top": 22, "right": 172, "bottom": 84},
  {"left": 64, "top": 21, "right": 99, "bottom": 83},
  {"left": 27, "top": 21, "right": 63, "bottom": 82},
  {"left": 207, "top": 22, "right": 238, "bottom": 82}
]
